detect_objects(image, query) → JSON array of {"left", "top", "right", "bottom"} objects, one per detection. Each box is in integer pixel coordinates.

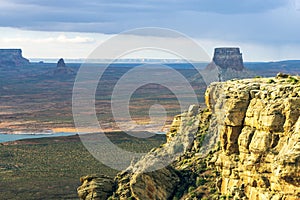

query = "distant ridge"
[{"left": 0, "top": 49, "right": 30, "bottom": 67}]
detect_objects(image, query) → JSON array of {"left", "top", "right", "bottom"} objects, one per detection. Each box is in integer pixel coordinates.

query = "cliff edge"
[{"left": 78, "top": 74, "right": 300, "bottom": 200}]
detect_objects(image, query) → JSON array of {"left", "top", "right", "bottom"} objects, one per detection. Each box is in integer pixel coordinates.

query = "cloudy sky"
[{"left": 0, "top": 0, "right": 300, "bottom": 61}]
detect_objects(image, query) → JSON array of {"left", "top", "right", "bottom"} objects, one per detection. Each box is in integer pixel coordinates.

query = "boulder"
[{"left": 77, "top": 175, "right": 114, "bottom": 200}]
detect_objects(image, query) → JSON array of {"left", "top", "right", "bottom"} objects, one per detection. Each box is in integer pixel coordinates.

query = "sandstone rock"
[
  {"left": 77, "top": 175, "right": 114, "bottom": 200},
  {"left": 203, "top": 47, "right": 254, "bottom": 82},
  {"left": 111, "top": 105, "right": 203, "bottom": 199},
  {"left": 78, "top": 75, "right": 300, "bottom": 200},
  {"left": 212, "top": 47, "right": 245, "bottom": 71},
  {"left": 206, "top": 76, "right": 300, "bottom": 200},
  {"left": 130, "top": 167, "right": 180, "bottom": 200}
]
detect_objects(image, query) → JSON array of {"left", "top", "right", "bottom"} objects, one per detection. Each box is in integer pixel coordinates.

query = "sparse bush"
[
  {"left": 220, "top": 195, "right": 227, "bottom": 200},
  {"left": 196, "top": 177, "right": 207, "bottom": 186},
  {"left": 197, "top": 133, "right": 206, "bottom": 147},
  {"left": 287, "top": 76, "right": 299, "bottom": 84},
  {"left": 188, "top": 186, "right": 196, "bottom": 193},
  {"left": 190, "top": 192, "right": 196, "bottom": 198},
  {"left": 172, "top": 196, "right": 179, "bottom": 200},
  {"left": 267, "top": 79, "right": 275, "bottom": 83},
  {"left": 209, "top": 187, "right": 217, "bottom": 194}
]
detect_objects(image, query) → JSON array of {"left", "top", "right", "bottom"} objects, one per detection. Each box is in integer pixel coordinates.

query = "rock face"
[
  {"left": 53, "top": 58, "right": 75, "bottom": 76},
  {"left": 206, "top": 74, "right": 300, "bottom": 200},
  {"left": 204, "top": 47, "right": 254, "bottom": 82},
  {"left": 77, "top": 175, "right": 115, "bottom": 200},
  {"left": 212, "top": 47, "right": 244, "bottom": 71},
  {"left": 78, "top": 74, "right": 300, "bottom": 200},
  {"left": 0, "top": 49, "right": 30, "bottom": 67}
]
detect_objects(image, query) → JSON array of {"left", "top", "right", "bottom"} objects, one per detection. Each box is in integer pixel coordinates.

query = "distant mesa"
[
  {"left": 206, "top": 47, "right": 245, "bottom": 71},
  {"left": 213, "top": 47, "right": 245, "bottom": 71},
  {"left": 204, "top": 47, "right": 253, "bottom": 82},
  {"left": 53, "top": 58, "right": 75, "bottom": 76},
  {"left": 0, "top": 49, "right": 30, "bottom": 67}
]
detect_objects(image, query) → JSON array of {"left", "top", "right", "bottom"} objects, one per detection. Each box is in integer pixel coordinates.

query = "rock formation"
[
  {"left": 204, "top": 47, "right": 254, "bottom": 82},
  {"left": 0, "top": 49, "right": 30, "bottom": 67},
  {"left": 53, "top": 58, "right": 75, "bottom": 76},
  {"left": 78, "top": 175, "right": 115, "bottom": 200},
  {"left": 212, "top": 47, "right": 244, "bottom": 71},
  {"left": 78, "top": 74, "right": 300, "bottom": 200},
  {"left": 206, "top": 74, "right": 300, "bottom": 200}
]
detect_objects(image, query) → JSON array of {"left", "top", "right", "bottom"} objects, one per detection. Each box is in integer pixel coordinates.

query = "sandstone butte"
[
  {"left": 78, "top": 73, "right": 300, "bottom": 200},
  {"left": 0, "top": 49, "right": 30, "bottom": 67}
]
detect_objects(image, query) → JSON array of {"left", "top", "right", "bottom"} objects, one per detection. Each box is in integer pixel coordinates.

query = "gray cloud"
[{"left": 0, "top": 0, "right": 299, "bottom": 46}]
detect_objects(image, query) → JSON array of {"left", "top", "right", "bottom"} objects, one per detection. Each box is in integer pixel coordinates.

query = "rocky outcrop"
[
  {"left": 53, "top": 58, "right": 75, "bottom": 76},
  {"left": 0, "top": 49, "right": 30, "bottom": 67},
  {"left": 212, "top": 48, "right": 244, "bottom": 71},
  {"left": 78, "top": 74, "right": 300, "bottom": 200},
  {"left": 204, "top": 47, "right": 254, "bottom": 82},
  {"left": 111, "top": 104, "right": 208, "bottom": 199},
  {"left": 78, "top": 175, "right": 115, "bottom": 200},
  {"left": 206, "top": 73, "right": 300, "bottom": 199}
]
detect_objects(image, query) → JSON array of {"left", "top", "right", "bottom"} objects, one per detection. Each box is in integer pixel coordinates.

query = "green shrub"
[
  {"left": 188, "top": 186, "right": 196, "bottom": 193},
  {"left": 287, "top": 76, "right": 299, "bottom": 84},
  {"left": 196, "top": 177, "right": 207, "bottom": 186},
  {"left": 209, "top": 187, "right": 217, "bottom": 194},
  {"left": 267, "top": 79, "right": 275, "bottom": 83},
  {"left": 220, "top": 195, "right": 227, "bottom": 200}
]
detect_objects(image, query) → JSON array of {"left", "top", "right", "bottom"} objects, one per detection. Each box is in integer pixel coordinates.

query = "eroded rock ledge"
[
  {"left": 78, "top": 74, "right": 300, "bottom": 200},
  {"left": 206, "top": 74, "right": 300, "bottom": 200}
]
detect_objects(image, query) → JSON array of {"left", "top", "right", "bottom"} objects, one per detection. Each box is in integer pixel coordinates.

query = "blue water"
[{"left": 0, "top": 132, "right": 77, "bottom": 143}]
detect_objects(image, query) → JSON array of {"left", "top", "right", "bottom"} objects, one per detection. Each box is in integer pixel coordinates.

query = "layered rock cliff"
[
  {"left": 212, "top": 48, "right": 244, "bottom": 71},
  {"left": 0, "top": 49, "right": 30, "bottom": 67},
  {"left": 204, "top": 47, "right": 254, "bottom": 81},
  {"left": 78, "top": 74, "right": 300, "bottom": 200},
  {"left": 206, "top": 74, "right": 300, "bottom": 200}
]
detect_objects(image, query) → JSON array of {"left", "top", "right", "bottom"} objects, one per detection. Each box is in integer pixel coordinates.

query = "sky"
[{"left": 0, "top": 0, "right": 300, "bottom": 61}]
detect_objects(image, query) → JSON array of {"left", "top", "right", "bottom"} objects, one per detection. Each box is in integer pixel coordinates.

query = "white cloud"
[
  {"left": 1, "top": 34, "right": 95, "bottom": 44},
  {"left": 0, "top": 27, "right": 109, "bottom": 59},
  {"left": 196, "top": 37, "right": 300, "bottom": 62},
  {"left": 0, "top": 27, "right": 299, "bottom": 62}
]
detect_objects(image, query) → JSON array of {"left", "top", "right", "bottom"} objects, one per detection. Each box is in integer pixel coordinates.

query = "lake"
[{"left": 0, "top": 132, "right": 77, "bottom": 143}]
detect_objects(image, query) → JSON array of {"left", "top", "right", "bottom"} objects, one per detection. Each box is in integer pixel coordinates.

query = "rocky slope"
[{"left": 78, "top": 73, "right": 300, "bottom": 200}]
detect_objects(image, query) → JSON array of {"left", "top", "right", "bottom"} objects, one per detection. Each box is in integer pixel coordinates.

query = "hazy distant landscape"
[{"left": 1, "top": 59, "right": 299, "bottom": 134}]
